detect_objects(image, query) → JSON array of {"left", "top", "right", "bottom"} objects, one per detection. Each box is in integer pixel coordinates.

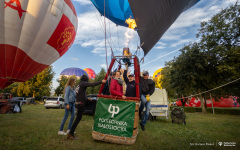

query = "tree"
[
  {"left": 11, "top": 66, "right": 55, "bottom": 99},
  {"left": 197, "top": 3, "right": 240, "bottom": 97},
  {"left": 162, "top": 3, "right": 240, "bottom": 113},
  {"left": 91, "top": 68, "right": 106, "bottom": 94},
  {"left": 0, "top": 83, "right": 18, "bottom": 95},
  {"left": 55, "top": 76, "right": 68, "bottom": 96},
  {"left": 55, "top": 75, "right": 80, "bottom": 96}
]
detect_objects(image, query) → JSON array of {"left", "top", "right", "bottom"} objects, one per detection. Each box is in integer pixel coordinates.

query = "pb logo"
[{"left": 108, "top": 104, "right": 120, "bottom": 118}]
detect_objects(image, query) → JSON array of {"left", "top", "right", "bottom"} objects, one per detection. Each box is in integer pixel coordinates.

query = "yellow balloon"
[{"left": 153, "top": 68, "right": 163, "bottom": 89}]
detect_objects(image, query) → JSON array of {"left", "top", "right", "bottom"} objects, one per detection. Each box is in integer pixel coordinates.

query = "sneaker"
[
  {"left": 67, "top": 133, "right": 78, "bottom": 140},
  {"left": 140, "top": 123, "right": 145, "bottom": 131},
  {"left": 66, "top": 130, "right": 76, "bottom": 134},
  {"left": 58, "top": 131, "right": 67, "bottom": 135}
]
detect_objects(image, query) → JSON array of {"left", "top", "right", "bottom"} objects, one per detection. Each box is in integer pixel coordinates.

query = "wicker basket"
[{"left": 92, "top": 98, "right": 139, "bottom": 145}]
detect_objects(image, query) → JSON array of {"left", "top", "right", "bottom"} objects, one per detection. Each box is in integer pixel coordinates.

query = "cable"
[
  {"left": 172, "top": 78, "right": 240, "bottom": 101},
  {"left": 142, "top": 49, "right": 179, "bottom": 67}
]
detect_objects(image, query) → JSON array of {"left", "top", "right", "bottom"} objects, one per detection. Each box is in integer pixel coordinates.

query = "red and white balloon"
[{"left": 0, "top": 0, "right": 78, "bottom": 89}]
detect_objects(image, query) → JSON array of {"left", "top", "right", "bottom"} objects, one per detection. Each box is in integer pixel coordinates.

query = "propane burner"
[{"left": 122, "top": 47, "right": 132, "bottom": 66}]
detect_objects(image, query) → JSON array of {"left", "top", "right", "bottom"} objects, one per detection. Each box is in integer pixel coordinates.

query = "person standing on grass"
[
  {"left": 67, "top": 75, "right": 106, "bottom": 140},
  {"left": 58, "top": 77, "right": 76, "bottom": 135},
  {"left": 139, "top": 71, "right": 155, "bottom": 131}
]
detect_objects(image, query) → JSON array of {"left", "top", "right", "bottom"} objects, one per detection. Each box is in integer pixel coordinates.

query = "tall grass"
[{"left": 0, "top": 104, "right": 239, "bottom": 150}]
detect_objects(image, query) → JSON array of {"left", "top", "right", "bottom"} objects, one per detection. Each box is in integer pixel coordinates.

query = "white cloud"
[
  {"left": 100, "top": 64, "right": 107, "bottom": 69},
  {"left": 157, "top": 42, "right": 167, "bottom": 46},
  {"left": 155, "top": 46, "right": 166, "bottom": 49},
  {"left": 75, "top": 10, "right": 140, "bottom": 57},
  {"left": 171, "top": 39, "right": 192, "bottom": 47},
  {"left": 74, "top": 0, "right": 238, "bottom": 65},
  {"left": 73, "top": 0, "right": 92, "bottom": 5},
  {"left": 70, "top": 57, "right": 79, "bottom": 61}
]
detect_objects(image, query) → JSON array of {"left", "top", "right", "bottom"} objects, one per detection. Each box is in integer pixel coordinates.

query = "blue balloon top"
[
  {"left": 91, "top": 0, "right": 134, "bottom": 27},
  {"left": 60, "top": 68, "right": 88, "bottom": 77}
]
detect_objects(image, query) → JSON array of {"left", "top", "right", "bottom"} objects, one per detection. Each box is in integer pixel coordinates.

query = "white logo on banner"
[{"left": 108, "top": 104, "right": 120, "bottom": 118}]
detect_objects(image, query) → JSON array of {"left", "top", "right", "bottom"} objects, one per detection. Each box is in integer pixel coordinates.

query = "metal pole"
[
  {"left": 133, "top": 56, "right": 140, "bottom": 98},
  {"left": 210, "top": 93, "right": 215, "bottom": 114},
  {"left": 98, "top": 58, "right": 116, "bottom": 94}
]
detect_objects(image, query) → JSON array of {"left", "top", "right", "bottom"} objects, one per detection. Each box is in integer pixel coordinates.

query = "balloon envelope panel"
[
  {"left": 60, "top": 68, "right": 89, "bottom": 77},
  {"left": 84, "top": 68, "right": 96, "bottom": 79},
  {"left": 153, "top": 68, "right": 163, "bottom": 89},
  {"left": 91, "top": 0, "right": 134, "bottom": 27},
  {"left": 0, "top": 0, "right": 78, "bottom": 89}
]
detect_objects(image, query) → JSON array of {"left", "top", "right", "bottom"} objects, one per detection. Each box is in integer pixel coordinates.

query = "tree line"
[
  {"left": 159, "top": 4, "right": 240, "bottom": 113},
  {"left": 54, "top": 68, "right": 106, "bottom": 96}
]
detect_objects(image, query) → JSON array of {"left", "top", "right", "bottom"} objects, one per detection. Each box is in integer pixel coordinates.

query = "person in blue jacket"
[{"left": 58, "top": 77, "right": 76, "bottom": 135}]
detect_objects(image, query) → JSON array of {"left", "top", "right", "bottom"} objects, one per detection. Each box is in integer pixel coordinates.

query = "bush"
[{"left": 170, "top": 106, "right": 240, "bottom": 115}]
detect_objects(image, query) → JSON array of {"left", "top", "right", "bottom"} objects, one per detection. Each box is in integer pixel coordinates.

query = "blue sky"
[{"left": 51, "top": 0, "right": 238, "bottom": 89}]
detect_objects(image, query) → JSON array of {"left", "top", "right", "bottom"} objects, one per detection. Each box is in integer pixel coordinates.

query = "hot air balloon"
[
  {"left": 0, "top": 0, "right": 78, "bottom": 89},
  {"left": 91, "top": 0, "right": 134, "bottom": 27},
  {"left": 91, "top": 0, "right": 200, "bottom": 55},
  {"left": 60, "top": 68, "right": 88, "bottom": 78},
  {"left": 153, "top": 68, "right": 163, "bottom": 89},
  {"left": 176, "top": 97, "right": 234, "bottom": 107},
  {"left": 84, "top": 68, "right": 96, "bottom": 79}
]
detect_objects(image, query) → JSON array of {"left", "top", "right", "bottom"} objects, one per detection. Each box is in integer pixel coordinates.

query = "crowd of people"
[{"left": 58, "top": 66, "right": 155, "bottom": 140}]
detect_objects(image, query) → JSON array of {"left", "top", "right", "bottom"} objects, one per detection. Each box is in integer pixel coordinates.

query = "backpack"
[
  {"left": 171, "top": 107, "right": 186, "bottom": 124},
  {"left": 0, "top": 103, "right": 12, "bottom": 114}
]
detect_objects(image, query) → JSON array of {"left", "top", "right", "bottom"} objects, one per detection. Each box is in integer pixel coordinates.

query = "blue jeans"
[
  {"left": 139, "top": 95, "right": 151, "bottom": 126},
  {"left": 60, "top": 103, "right": 75, "bottom": 131}
]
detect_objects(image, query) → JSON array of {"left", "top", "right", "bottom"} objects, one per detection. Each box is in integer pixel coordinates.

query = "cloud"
[
  {"left": 155, "top": 46, "right": 166, "bottom": 49},
  {"left": 75, "top": 10, "right": 140, "bottom": 57},
  {"left": 70, "top": 57, "right": 80, "bottom": 61},
  {"left": 73, "top": 0, "right": 92, "bottom": 5},
  {"left": 100, "top": 64, "right": 107, "bottom": 69},
  {"left": 157, "top": 42, "right": 167, "bottom": 46},
  {"left": 171, "top": 39, "right": 192, "bottom": 47}
]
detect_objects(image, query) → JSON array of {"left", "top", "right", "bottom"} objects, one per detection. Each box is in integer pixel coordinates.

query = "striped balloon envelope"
[
  {"left": 84, "top": 68, "right": 96, "bottom": 79},
  {"left": 0, "top": 0, "right": 78, "bottom": 89}
]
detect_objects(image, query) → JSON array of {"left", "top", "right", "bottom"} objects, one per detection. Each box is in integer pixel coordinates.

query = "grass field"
[{"left": 0, "top": 104, "right": 239, "bottom": 150}]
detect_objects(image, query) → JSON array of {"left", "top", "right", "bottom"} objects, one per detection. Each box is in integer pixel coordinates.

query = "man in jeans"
[{"left": 139, "top": 71, "right": 155, "bottom": 131}]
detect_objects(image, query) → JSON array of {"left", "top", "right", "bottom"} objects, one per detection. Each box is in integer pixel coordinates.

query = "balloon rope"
[
  {"left": 104, "top": 0, "right": 108, "bottom": 70},
  {"left": 172, "top": 78, "right": 240, "bottom": 101}
]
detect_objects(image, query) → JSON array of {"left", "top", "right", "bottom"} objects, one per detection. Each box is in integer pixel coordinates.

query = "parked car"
[
  {"left": 44, "top": 97, "right": 64, "bottom": 109},
  {"left": 75, "top": 94, "right": 98, "bottom": 115},
  {"left": 9, "top": 97, "right": 26, "bottom": 105}
]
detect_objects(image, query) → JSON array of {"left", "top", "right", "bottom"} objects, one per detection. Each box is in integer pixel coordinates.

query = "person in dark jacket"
[
  {"left": 102, "top": 72, "right": 113, "bottom": 95},
  {"left": 139, "top": 71, "right": 155, "bottom": 131},
  {"left": 123, "top": 68, "right": 136, "bottom": 97},
  {"left": 67, "top": 75, "right": 106, "bottom": 140}
]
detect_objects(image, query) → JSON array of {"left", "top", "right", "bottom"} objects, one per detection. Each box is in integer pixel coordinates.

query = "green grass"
[{"left": 0, "top": 104, "right": 239, "bottom": 150}]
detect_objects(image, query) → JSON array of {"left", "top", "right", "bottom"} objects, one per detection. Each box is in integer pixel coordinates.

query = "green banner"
[{"left": 93, "top": 98, "right": 136, "bottom": 137}]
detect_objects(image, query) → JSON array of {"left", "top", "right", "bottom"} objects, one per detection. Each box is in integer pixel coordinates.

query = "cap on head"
[
  {"left": 128, "top": 73, "right": 134, "bottom": 77},
  {"left": 142, "top": 71, "right": 149, "bottom": 76}
]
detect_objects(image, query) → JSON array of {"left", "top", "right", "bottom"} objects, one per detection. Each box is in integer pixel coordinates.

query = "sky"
[{"left": 51, "top": 0, "right": 238, "bottom": 89}]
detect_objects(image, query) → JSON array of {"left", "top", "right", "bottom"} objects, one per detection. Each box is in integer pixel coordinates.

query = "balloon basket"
[{"left": 92, "top": 96, "right": 139, "bottom": 145}]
